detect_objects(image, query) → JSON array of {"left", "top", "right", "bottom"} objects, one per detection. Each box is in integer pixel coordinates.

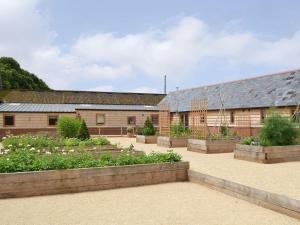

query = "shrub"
[
  {"left": 219, "top": 125, "right": 229, "bottom": 137},
  {"left": 57, "top": 116, "right": 81, "bottom": 138},
  {"left": 259, "top": 113, "right": 299, "bottom": 146},
  {"left": 77, "top": 119, "right": 90, "bottom": 140},
  {"left": 142, "top": 117, "right": 156, "bottom": 136}
]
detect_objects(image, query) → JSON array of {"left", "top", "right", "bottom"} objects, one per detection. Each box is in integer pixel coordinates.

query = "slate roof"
[
  {"left": 159, "top": 69, "right": 300, "bottom": 112},
  {"left": 0, "top": 90, "right": 165, "bottom": 105},
  {"left": 0, "top": 103, "right": 159, "bottom": 112}
]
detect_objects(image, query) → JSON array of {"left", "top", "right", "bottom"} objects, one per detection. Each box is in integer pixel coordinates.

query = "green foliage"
[
  {"left": 142, "top": 117, "right": 156, "bottom": 136},
  {"left": 0, "top": 148, "right": 181, "bottom": 173},
  {"left": 0, "top": 57, "right": 50, "bottom": 90},
  {"left": 219, "top": 125, "right": 229, "bottom": 137},
  {"left": 170, "top": 121, "right": 191, "bottom": 137},
  {"left": 57, "top": 116, "right": 81, "bottom": 138},
  {"left": 240, "top": 136, "right": 259, "bottom": 145},
  {"left": 77, "top": 119, "right": 90, "bottom": 140},
  {"left": 259, "top": 113, "right": 299, "bottom": 146},
  {"left": 2, "top": 135, "right": 111, "bottom": 151},
  {"left": 127, "top": 127, "right": 134, "bottom": 133}
]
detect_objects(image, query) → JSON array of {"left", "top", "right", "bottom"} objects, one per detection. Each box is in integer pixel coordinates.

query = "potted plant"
[
  {"left": 136, "top": 117, "right": 157, "bottom": 144},
  {"left": 235, "top": 112, "right": 300, "bottom": 163},
  {"left": 157, "top": 122, "right": 191, "bottom": 147},
  {"left": 126, "top": 126, "right": 135, "bottom": 138}
]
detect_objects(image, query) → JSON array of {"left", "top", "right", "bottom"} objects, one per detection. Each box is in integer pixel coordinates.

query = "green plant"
[
  {"left": 259, "top": 113, "right": 299, "bottom": 146},
  {"left": 219, "top": 125, "right": 229, "bottom": 137},
  {"left": 127, "top": 127, "right": 134, "bottom": 133},
  {"left": 240, "top": 136, "right": 259, "bottom": 145},
  {"left": 0, "top": 148, "right": 182, "bottom": 173},
  {"left": 77, "top": 119, "right": 90, "bottom": 140},
  {"left": 142, "top": 117, "right": 156, "bottom": 136},
  {"left": 57, "top": 116, "right": 81, "bottom": 138},
  {"left": 170, "top": 121, "right": 191, "bottom": 137}
]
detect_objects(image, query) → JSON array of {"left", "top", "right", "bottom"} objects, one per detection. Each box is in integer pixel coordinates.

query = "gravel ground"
[
  {"left": 108, "top": 137, "right": 300, "bottom": 201},
  {"left": 0, "top": 183, "right": 299, "bottom": 225}
]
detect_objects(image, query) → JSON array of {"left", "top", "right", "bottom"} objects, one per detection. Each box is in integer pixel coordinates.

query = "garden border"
[{"left": 0, "top": 161, "right": 189, "bottom": 198}]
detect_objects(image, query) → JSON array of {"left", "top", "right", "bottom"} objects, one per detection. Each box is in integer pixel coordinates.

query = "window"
[
  {"left": 127, "top": 116, "right": 136, "bottom": 125},
  {"left": 96, "top": 114, "right": 105, "bottom": 125},
  {"left": 4, "top": 115, "right": 14, "bottom": 126},
  {"left": 151, "top": 115, "right": 159, "bottom": 126},
  {"left": 180, "top": 113, "right": 189, "bottom": 128},
  {"left": 48, "top": 115, "right": 58, "bottom": 126},
  {"left": 230, "top": 111, "right": 235, "bottom": 124},
  {"left": 261, "top": 110, "right": 266, "bottom": 124}
]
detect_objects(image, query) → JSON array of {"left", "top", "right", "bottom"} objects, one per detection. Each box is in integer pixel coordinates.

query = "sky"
[{"left": 0, "top": 0, "right": 300, "bottom": 93}]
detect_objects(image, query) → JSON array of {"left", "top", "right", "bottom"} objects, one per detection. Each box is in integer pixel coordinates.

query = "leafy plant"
[
  {"left": 56, "top": 116, "right": 81, "bottom": 138},
  {"left": 127, "top": 127, "right": 134, "bottom": 133},
  {"left": 219, "top": 125, "right": 229, "bottom": 137},
  {"left": 240, "top": 136, "right": 259, "bottom": 145},
  {"left": 77, "top": 119, "right": 90, "bottom": 140},
  {"left": 142, "top": 117, "right": 156, "bottom": 136},
  {"left": 170, "top": 121, "right": 191, "bottom": 137},
  {"left": 259, "top": 113, "right": 299, "bottom": 146}
]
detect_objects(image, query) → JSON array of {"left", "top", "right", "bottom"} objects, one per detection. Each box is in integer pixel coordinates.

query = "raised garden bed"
[
  {"left": 234, "top": 144, "right": 300, "bottom": 163},
  {"left": 0, "top": 161, "right": 189, "bottom": 198},
  {"left": 188, "top": 139, "right": 238, "bottom": 154},
  {"left": 136, "top": 135, "right": 157, "bottom": 144},
  {"left": 157, "top": 136, "right": 188, "bottom": 148}
]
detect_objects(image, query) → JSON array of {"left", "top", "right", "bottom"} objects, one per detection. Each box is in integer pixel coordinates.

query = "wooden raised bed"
[
  {"left": 157, "top": 136, "right": 188, "bottom": 148},
  {"left": 0, "top": 161, "right": 189, "bottom": 198},
  {"left": 136, "top": 135, "right": 157, "bottom": 144},
  {"left": 188, "top": 139, "right": 238, "bottom": 154},
  {"left": 234, "top": 144, "right": 300, "bottom": 163}
]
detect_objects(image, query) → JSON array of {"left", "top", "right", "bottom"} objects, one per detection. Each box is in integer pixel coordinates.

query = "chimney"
[{"left": 164, "top": 75, "right": 167, "bottom": 94}]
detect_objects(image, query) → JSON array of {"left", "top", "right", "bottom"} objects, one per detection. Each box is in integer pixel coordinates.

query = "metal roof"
[
  {"left": 159, "top": 70, "right": 300, "bottom": 112},
  {"left": 0, "top": 103, "right": 159, "bottom": 112}
]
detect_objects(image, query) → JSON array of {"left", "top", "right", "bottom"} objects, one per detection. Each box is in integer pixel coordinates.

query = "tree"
[
  {"left": 142, "top": 117, "right": 156, "bottom": 136},
  {"left": 0, "top": 57, "right": 50, "bottom": 90},
  {"left": 78, "top": 119, "right": 90, "bottom": 140}
]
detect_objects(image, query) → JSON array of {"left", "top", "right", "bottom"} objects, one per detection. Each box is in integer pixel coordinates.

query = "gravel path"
[
  {"left": 108, "top": 137, "right": 300, "bottom": 201},
  {"left": 0, "top": 183, "right": 298, "bottom": 225}
]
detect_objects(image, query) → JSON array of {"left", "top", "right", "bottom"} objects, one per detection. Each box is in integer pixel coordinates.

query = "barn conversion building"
[
  {"left": 0, "top": 90, "right": 165, "bottom": 137},
  {"left": 0, "top": 69, "right": 299, "bottom": 138},
  {"left": 160, "top": 69, "right": 300, "bottom": 137}
]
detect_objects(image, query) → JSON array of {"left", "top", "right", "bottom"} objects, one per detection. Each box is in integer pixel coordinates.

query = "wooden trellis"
[
  {"left": 159, "top": 104, "right": 170, "bottom": 136},
  {"left": 191, "top": 99, "right": 208, "bottom": 139},
  {"left": 235, "top": 114, "right": 252, "bottom": 137}
]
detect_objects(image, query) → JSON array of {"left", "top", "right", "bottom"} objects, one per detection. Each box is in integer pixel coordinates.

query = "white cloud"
[{"left": 0, "top": 1, "right": 300, "bottom": 91}]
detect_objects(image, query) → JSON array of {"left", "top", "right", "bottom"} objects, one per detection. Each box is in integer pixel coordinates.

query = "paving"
[
  {"left": 0, "top": 183, "right": 298, "bottom": 225},
  {"left": 108, "top": 137, "right": 300, "bottom": 201}
]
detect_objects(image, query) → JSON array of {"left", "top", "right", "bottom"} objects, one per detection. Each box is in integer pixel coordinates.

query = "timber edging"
[
  {"left": 0, "top": 161, "right": 189, "bottom": 199},
  {"left": 189, "top": 170, "right": 300, "bottom": 220}
]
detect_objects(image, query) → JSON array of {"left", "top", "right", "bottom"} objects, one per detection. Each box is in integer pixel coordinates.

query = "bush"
[
  {"left": 259, "top": 113, "right": 299, "bottom": 146},
  {"left": 77, "top": 119, "right": 90, "bottom": 140},
  {"left": 142, "top": 117, "right": 156, "bottom": 136},
  {"left": 219, "top": 125, "right": 229, "bottom": 137},
  {"left": 57, "top": 116, "right": 81, "bottom": 138},
  {"left": 170, "top": 121, "right": 191, "bottom": 137}
]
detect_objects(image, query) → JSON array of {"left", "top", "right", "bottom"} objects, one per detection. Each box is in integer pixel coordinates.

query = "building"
[
  {"left": 0, "top": 69, "right": 299, "bottom": 138},
  {"left": 0, "top": 90, "right": 165, "bottom": 137},
  {"left": 159, "top": 69, "right": 300, "bottom": 137}
]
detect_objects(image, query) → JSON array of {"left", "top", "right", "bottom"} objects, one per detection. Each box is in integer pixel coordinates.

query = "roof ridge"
[{"left": 169, "top": 68, "right": 300, "bottom": 94}]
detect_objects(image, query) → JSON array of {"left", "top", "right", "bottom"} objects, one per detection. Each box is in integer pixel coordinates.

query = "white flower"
[
  {"left": 27, "top": 144, "right": 31, "bottom": 147},
  {"left": 45, "top": 151, "right": 51, "bottom": 155},
  {"left": 121, "top": 150, "right": 124, "bottom": 152},
  {"left": 8, "top": 145, "right": 12, "bottom": 147},
  {"left": 30, "top": 147, "right": 35, "bottom": 151},
  {"left": 69, "top": 149, "right": 74, "bottom": 153},
  {"left": 62, "top": 152, "right": 66, "bottom": 155},
  {"left": 6, "top": 158, "right": 9, "bottom": 161},
  {"left": 55, "top": 147, "right": 59, "bottom": 150},
  {"left": 2, "top": 137, "right": 6, "bottom": 140}
]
